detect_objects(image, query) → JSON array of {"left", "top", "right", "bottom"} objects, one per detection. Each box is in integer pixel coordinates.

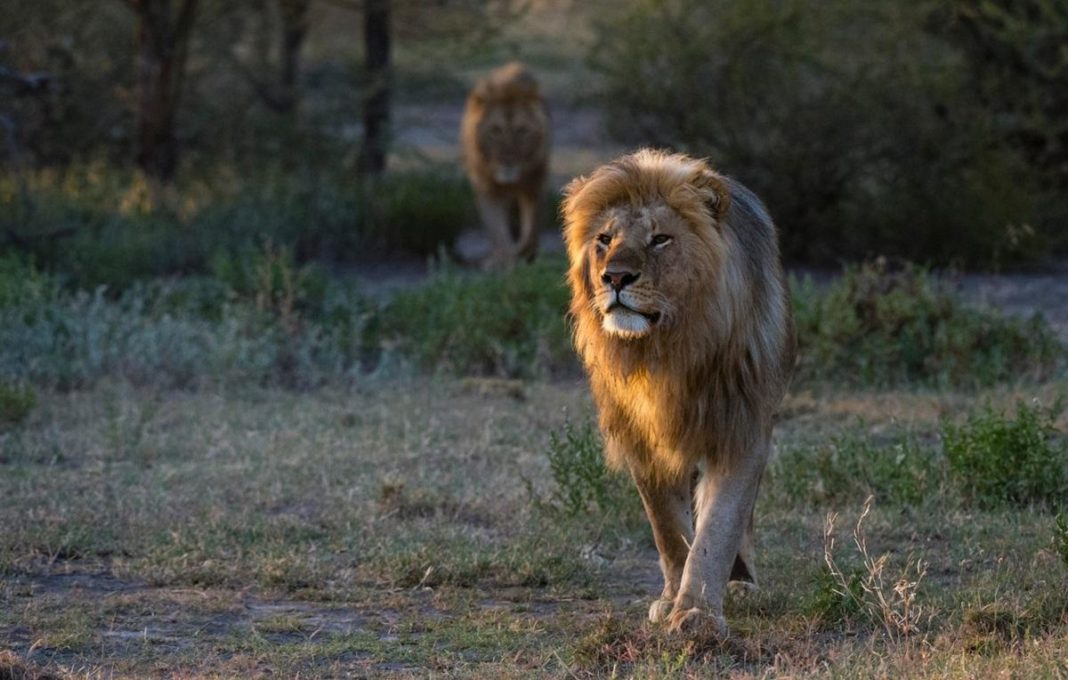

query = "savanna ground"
[
  {"left": 4, "top": 2, "right": 1068, "bottom": 677},
  {"left": 2, "top": 378, "right": 1068, "bottom": 678},
  {"left": 2, "top": 258, "right": 1068, "bottom": 678}
]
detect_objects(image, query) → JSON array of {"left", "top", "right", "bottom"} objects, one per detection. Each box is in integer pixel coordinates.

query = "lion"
[
  {"left": 461, "top": 62, "right": 551, "bottom": 269},
  {"left": 561, "top": 149, "right": 796, "bottom": 636}
]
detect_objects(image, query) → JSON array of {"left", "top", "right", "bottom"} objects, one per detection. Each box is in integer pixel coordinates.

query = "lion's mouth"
[{"left": 606, "top": 302, "right": 661, "bottom": 325}]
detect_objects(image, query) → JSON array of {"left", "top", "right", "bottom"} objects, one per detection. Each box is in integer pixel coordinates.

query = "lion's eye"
[
  {"left": 596, "top": 233, "right": 612, "bottom": 246},
  {"left": 650, "top": 234, "right": 672, "bottom": 247}
]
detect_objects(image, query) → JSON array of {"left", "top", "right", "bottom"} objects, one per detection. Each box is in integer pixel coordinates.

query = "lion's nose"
[{"left": 602, "top": 269, "right": 640, "bottom": 292}]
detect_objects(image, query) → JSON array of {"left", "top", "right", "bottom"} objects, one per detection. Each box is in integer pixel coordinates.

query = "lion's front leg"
[
  {"left": 667, "top": 441, "right": 769, "bottom": 636},
  {"left": 632, "top": 471, "right": 693, "bottom": 623},
  {"left": 515, "top": 193, "right": 540, "bottom": 263},
  {"left": 475, "top": 193, "right": 517, "bottom": 270}
]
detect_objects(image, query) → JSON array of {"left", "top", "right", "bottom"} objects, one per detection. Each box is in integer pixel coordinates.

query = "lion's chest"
[{"left": 606, "top": 371, "right": 698, "bottom": 453}]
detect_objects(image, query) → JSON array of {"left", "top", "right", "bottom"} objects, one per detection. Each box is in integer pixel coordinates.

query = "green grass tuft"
[{"left": 0, "top": 381, "right": 36, "bottom": 430}]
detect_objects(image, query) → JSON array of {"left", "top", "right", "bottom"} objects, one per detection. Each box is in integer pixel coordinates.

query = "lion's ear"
[
  {"left": 693, "top": 168, "right": 730, "bottom": 221},
  {"left": 468, "top": 80, "right": 491, "bottom": 105}
]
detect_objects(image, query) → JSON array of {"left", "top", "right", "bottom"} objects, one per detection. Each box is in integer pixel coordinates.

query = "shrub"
[
  {"left": 590, "top": 0, "right": 1049, "bottom": 266},
  {"left": 0, "top": 253, "right": 1060, "bottom": 390},
  {"left": 210, "top": 242, "right": 329, "bottom": 324},
  {"left": 1, "top": 163, "right": 362, "bottom": 290},
  {"left": 377, "top": 258, "right": 574, "bottom": 378},
  {"left": 1055, "top": 514, "right": 1068, "bottom": 570},
  {"left": 793, "top": 261, "right": 1063, "bottom": 387},
  {"left": 545, "top": 420, "right": 634, "bottom": 518},
  {"left": 0, "top": 253, "right": 59, "bottom": 308},
  {"left": 770, "top": 434, "right": 943, "bottom": 507},
  {"left": 942, "top": 401, "right": 1068, "bottom": 509},
  {"left": 365, "top": 169, "right": 473, "bottom": 255},
  {"left": 0, "top": 381, "right": 36, "bottom": 430},
  {"left": 0, "top": 275, "right": 374, "bottom": 390}
]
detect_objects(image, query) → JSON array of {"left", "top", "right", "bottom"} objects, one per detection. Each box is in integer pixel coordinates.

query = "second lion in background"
[{"left": 461, "top": 62, "right": 551, "bottom": 270}]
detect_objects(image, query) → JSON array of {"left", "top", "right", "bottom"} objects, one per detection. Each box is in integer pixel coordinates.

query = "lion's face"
[
  {"left": 583, "top": 202, "right": 709, "bottom": 339},
  {"left": 475, "top": 104, "right": 548, "bottom": 186}
]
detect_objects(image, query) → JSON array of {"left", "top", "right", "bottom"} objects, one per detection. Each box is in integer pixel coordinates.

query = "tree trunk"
[
  {"left": 359, "top": 0, "right": 391, "bottom": 176},
  {"left": 130, "top": 0, "right": 198, "bottom": 182},
  {"left": 277, "top": 0, "right": 309, "bottom": 115}
]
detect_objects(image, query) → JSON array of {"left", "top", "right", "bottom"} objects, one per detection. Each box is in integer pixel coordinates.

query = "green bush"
[
  {"left": 772, "top": 403, "right": 1068, "bottom": 512},
  {"left": 1055, "top": 514, "right": 1068, "bottom": 570},
  {"left": 0, "top": 253, "right": 1061, "bottom": 390},
  {"left": 770, "top": 434, "right": 943, "bottom": 507},
  {"left": 210, "top": 242, "right": 329, "bottom": 323},
  {"left": 0, "top": 274, "right": 374, "bottom": 390},
  {"left": 377, "top": 258, "right": 574, "bottom": 378},
  {"left": 0, "top": 381, "right": 36, "bottom": 430},
  {"left": 1, "top": 164, "right": 478, "bottom": 290},
  {"left": 0, "top": 164, "right": 362, "bottom": 290},
  {"left": 365, "top": 169, "right": 473, "bottom": 255},
  {"left": 590, "top": 0, "right": 1050, "bottom": 266},
  {"left": 545, "top": 420, "right": 635, "bottom": 518},
  {"left": 793, "top": 261, "right": 1062, "bottom": 387},
  {"left": 0, "top": 253, "right": 60, "bottom": 308},
  {"left": 942, "top": 401, "right": 1068, "bottom": 509}
]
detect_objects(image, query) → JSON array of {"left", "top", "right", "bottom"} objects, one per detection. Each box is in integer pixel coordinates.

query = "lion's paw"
[
  {"left": 665, "top": 607, "right": 728, "bottom": 637},
  {"left": 648, "top": 598, "right": 673, "bottom": 623},
  {"left": 728, "top": 580, "right": 760, "bottom": 598}
]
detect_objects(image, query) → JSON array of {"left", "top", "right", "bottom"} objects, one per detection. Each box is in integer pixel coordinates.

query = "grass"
[
  {"left": 0, "top": 382, "right": 36, "bottom": 431},
  {"left": 1, "top": 380, "right": 1067, "bottom": 677},
  {"left": 2, "top": 227, "right": 1067, "bottom": 675}
]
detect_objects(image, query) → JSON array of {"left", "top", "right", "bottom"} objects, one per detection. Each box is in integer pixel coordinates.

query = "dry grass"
[
  {"left": 1, "top": 377, "right": 1066, "bottom": 677},
  {"left": 823, "top": 496, "right": 931, "bottom": 649}
]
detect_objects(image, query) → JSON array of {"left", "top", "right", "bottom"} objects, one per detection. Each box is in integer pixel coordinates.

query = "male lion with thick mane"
[
  {"left": 461, "top": 62, "right": 550, "bottom": 269},
  {"left": 562, "top": 149, "right": 796, "bottom": 636}
]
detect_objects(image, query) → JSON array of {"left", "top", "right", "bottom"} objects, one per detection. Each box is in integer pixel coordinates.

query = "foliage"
[
  {"left": 364, "top": 169, "right": 473, "bottom": 255},
  {"left": 377, "top": 258, "right": 574, "bottom": 379},
  {"left": 793, "top": 260, "right": 1062, "bottom": 387},
  {"left": 590, "top": 0, "right": 1052, "bottom": 266},
  {"left": 938, "top": 0, "right": 1068, "bottom": 192},
  {"left": 545, "top": 420, "right": 634, "bottom": 518},
  {"left": 0, "top": 249, "right": 1062, "bottom": 390},
  {"left": 210, "top": 242, "right": 328, "bottom": 325},
  {"left": 942, "top": 400, "right": 1068, "bottom": 509},
  {"left": 0, "top": 252, "right": 59, "bottom": 308},
  {"left": 800, "top": 562, "right": 864, "bottom": 625},
  {"left": 0, "top": 272, "right": 374, "bottom": 391},
  {"left": 0, "top": 164, "right": 360, "bottom": 289},
  {"left": 0, "top": 163, "right": 476, "bottom": 290},
  {"left": 1055, "top": 513, "right": 1068, "bottom": 570},
  {"left": 770, "top": 434, "right": 943, "bottom": 507},
  {"left": 774, "top": 400, "right": 1068, "bottom": 512},
  {"left": 0, "top": 381, "right": 36, "bottom": 430}
]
